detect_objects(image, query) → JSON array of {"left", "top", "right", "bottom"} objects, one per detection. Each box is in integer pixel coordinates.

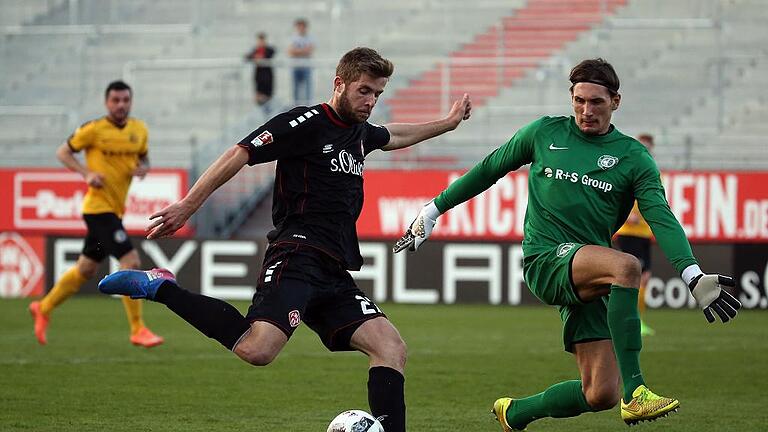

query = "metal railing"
[{"left": 3, "top": 2, "right": 766, "bottom": 233}]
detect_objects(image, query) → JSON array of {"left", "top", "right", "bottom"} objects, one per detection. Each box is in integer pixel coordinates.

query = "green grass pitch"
[{"left": 1, "top": 297, "right": 766, "bottom": 431}]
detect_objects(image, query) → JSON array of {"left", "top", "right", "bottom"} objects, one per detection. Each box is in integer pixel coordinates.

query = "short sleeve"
[
  {"left": 363, "top": 122, "right": 391, "bottom": 155},
  {"left": 237, "top": 107, "right": 319, "bottom": 165},
  {"left": 67, "top": 120, "right": 97, "bottom": 152}
]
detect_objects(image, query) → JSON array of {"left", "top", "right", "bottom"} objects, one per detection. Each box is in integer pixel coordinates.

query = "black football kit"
[
  {"left": 148, "top": 103, "right": 406, "bottom": 432},
  {"left": 236, "top": 103, "right": 390, "bottom": 346},
  {"left": 237, "top": 103, "right": 390, "bottom": 271}
]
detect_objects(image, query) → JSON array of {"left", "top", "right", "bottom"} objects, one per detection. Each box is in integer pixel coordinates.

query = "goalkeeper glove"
[
  {"left": 687, "top": 273, "right": 742, "bottom": 323},
  {"left": 392, "top": 201, "right": 440, "bottom": 253}
]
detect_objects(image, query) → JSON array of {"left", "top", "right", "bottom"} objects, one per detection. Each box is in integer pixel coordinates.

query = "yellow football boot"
[
  {"left": 621, "top": 385, "right": 679, "bottom": 425},
  {"left": 491, "top": 398, "right": 527, "bottom": 431}
]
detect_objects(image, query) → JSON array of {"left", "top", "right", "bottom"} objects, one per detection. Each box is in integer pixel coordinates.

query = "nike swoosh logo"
[
  {"left": 549, "top": 143, "right": 568, "bottom": 150},
  {"left": 631, "top": 373, "right": 642, "bottom": 378},
  {"left": 623, "top": 405, "right": 642, "bottom": 414}
]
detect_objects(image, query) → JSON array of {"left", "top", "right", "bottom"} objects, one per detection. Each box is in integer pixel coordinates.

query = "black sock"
[
  {"left": 368, "top": 366, "right": 406, "bottom": 432},
  {"left": 154, "top": 280, "right": 251, "bottom": 350}
]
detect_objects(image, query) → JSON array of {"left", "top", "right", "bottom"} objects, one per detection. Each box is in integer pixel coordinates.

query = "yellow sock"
[
  {"left": 122, "top": 297, "right": 146, "bottom": 335},
  {"left": 638, "top": 282, "right": 647, "bottom": 316},
  {"left": 39, "top": 266, "right": 88, "bottom": 315}
]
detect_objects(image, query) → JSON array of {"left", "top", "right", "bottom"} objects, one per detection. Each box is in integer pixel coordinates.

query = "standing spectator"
[
  {"left": 244, "top": 32, "right": 276, "bottom": 111},
  {"left": 288, "top": 18, "right": 315, "bottom": 105}
]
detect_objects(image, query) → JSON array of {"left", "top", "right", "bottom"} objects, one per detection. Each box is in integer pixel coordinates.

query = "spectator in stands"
[
  {"left": 244, "top": 32, "right": 276, "bottom": 112},
  {"left": 615, "top": 133, "right": 656, "bottom": 336},
  {"left": 29, "top": 80, "right": 163, "bottom": 348},
  {"left": 288, "top": 18, "right": 315, "bottom": 105}
]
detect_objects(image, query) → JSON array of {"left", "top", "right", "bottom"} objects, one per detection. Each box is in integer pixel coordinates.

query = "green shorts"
[{"left": 524, "top": 242, "right": 611, "bottom": 353}]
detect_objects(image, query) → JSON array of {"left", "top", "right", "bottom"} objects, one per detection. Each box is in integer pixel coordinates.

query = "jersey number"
[{"left": 355, "top": 295, "right": 380, "bottom": 315}]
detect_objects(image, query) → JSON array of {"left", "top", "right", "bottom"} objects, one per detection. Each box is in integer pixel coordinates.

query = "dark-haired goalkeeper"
[{"left": 394, "top": 58, "right": 741, "bottom": 430}]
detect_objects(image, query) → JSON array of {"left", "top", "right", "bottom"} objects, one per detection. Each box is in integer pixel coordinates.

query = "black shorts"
[
  {"left": 246, "top": 243, "right": 385, "bottom": 351},
  {"left": 615, "top": 235, "right": 651, "bottom": 272},
  {"left": 81, "top": 213, "right": 134, "bottom": 262}
]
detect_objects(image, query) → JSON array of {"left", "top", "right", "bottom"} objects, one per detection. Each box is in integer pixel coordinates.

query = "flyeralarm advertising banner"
[
  {"left": 38, "top": 236, "right": 768, "bottom": 309},
  {"left": 0, "top": 168, "right": 190, "bottom": 235},
  {"left": 359, "top": 170, "right": 768, "bottom": 242}
]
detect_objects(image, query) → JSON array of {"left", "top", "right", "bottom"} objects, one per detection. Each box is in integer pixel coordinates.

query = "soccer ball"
[{"left": 326, "top": 410, "right": 385, "bottom": 432}]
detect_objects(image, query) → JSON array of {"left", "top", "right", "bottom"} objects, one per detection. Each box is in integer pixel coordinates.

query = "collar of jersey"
[
  {"left": 567, "top": 116, "right": 622, "bottom": 144},
  {"left": 321, "top": 103, "right": 352, "bottom": 128},
  {"left": 104, "top": 115, "right": 129, "bottom": 129}
]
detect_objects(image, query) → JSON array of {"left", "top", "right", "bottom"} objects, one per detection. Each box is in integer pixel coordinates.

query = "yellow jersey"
[
  {"left": 67, "top": 117, "right": 148, "bottom": 217},
  {"left": 615, "top": 201, "right": 653, "bottom": 239}
]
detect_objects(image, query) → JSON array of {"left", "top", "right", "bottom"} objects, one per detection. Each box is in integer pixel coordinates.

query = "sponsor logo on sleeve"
[{"left": 251, "top": 131, "right": 273, "bottom": 146}]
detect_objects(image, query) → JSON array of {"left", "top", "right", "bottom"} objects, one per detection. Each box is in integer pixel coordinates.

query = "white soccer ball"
[{"left": 326, "top": 409, "right": 385, "bottom": 432}]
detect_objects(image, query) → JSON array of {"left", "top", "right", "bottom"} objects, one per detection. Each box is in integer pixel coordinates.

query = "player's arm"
[
  {"left": 147, "top": 146, "right": 248, "bottom": 239},
  {"left": 394, "top": 118, "right": 539, "bottom": 252},
  {"left": 147, "top": 109, "right": 310, "bottom": 239},
  {"left": 56, "top": 142, "right": 89, "bottom": 178},
  {"left": 133, "top": 123, "right": 150, "bottom": 179},
  {"left": 635, "top": 153, "right": 741, "bottom": 323},
  {"left": 381, "top": 94, "right": 471, "bottom": 151},
  {"left": 58, "top": 122, "right": 104, "bottom": 188},
  {"left": 133, "top": 154, "right": 150, "bottom": 179}
]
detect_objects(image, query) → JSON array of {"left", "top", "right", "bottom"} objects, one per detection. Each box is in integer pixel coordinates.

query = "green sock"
[
  {"left": 608, "top": 285, "right": 645, "bottom": 402},
  {"left": 506, "top": 380, "right": 593, "bottom": 429}
]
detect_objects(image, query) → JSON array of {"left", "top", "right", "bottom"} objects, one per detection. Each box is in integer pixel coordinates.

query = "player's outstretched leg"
[
  {"left": 99, "top": 269, "right": 251, "bottom": 350},
  {"left": 620, "top": 385, "right": 679, "bottom": 425},
  {"left": 99, "top": 268, "right": 175, "bottom": 299},
  {"left": 99, "top": 269, "right": 167, "bottom": 347},
  {"left": 491, "top": 398, "right": 527, "bottom": 432},
  {"left": 491, "top": 380, "right": 593, "bottom": 431}
]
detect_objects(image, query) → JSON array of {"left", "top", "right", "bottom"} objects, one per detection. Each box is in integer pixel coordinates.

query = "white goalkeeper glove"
[
  {"left": 684, "top": 265, "right": 742, "bottom": 323},
  {"left": 392, "top": 201, "right": 440, "bottom": 253}
]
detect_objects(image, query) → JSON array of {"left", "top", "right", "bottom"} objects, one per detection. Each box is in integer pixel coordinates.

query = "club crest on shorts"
[
  {"left": 113, "top": 229, "right": 128, "bottom": 243},
  {"left": 597, "top": 155, "right": 618, "bottom": 170},
  {"left": 556, "top": 243, "right": 576, "bottom": 258},
  {"left": 288, "top": 310, "right": 301, "bottom": 327}
]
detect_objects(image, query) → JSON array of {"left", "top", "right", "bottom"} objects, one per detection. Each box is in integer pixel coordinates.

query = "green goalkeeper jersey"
[{"left": 433, "top": 116, "right": 697, "bottom": 274}]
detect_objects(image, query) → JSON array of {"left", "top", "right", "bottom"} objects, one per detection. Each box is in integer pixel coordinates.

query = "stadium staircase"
[
  {"left": 391, "top": 0, "right": 768, "bottom": 171},
  {"left": 386, "top": 0, "right": 627, "bottom": 124}
]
